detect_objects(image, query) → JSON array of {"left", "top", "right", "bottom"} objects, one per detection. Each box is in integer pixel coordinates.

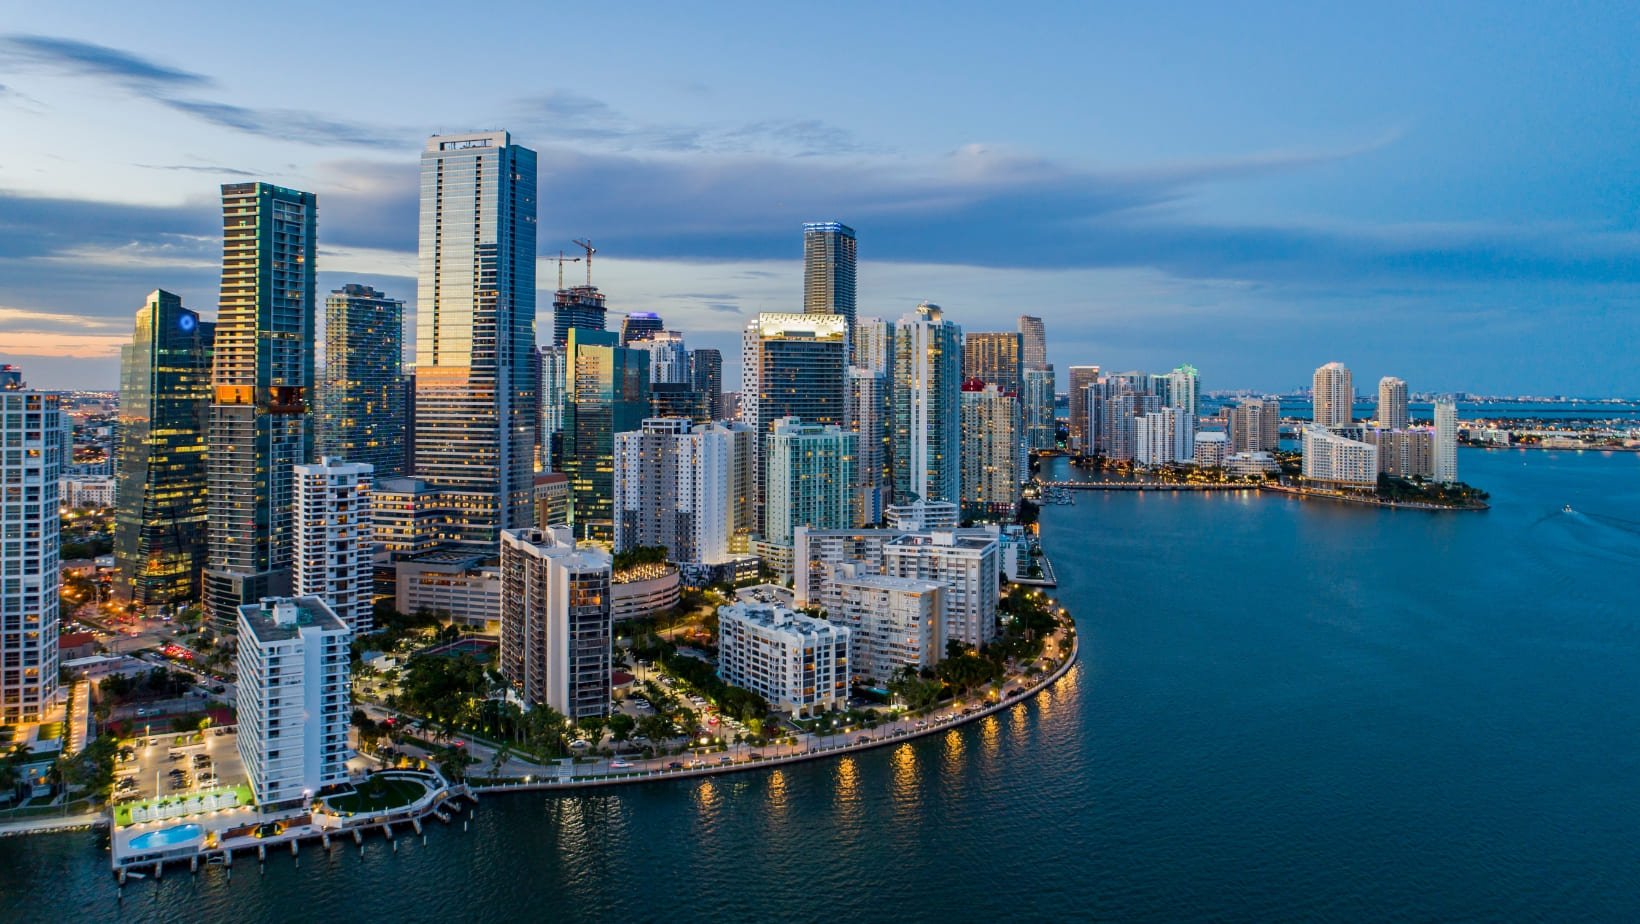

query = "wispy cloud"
[
  {"left": 508, "top": 90, "right": 870, "bottom": 156},
  {"left": 0, "top": 34, "right": 403, "bottom": 149},
  {"left": 0, "top": 304, "right": 125, "bottom": 331},
  {"left": 134, "top": 163, "right": 256, "bottom": 177},
  {"left": 0, "top": 34, "right": 207, "bottom": 89}
]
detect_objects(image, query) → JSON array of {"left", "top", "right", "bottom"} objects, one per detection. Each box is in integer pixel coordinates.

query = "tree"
[{"left": 607, "top": 713, "right": 636, "bottom": 743}]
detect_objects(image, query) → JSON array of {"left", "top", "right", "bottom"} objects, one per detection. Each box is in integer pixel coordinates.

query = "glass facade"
[
  {"left": 413, "top": 131, "right": 538, "bottom": 543},
  {"left": 115, "top": 289, "right": 214, "bottom": 609},
  {"left": 962, "top": 331, "right": 1024, "bottom": 393},
  {"left": 317, "top": 284, "right": 404, "bottom": 479},
  {"left": 803, "top": 222, "right": 857, "bottom": 346},
  {"left": 740, "top": 312, "right": 849, "bottom": 535},
  {"left": 561, "top": 329, "right": 650, "bottom": 542},
  {"left": 892, "top": 302, "right": 963, "bottom": 504},
  {"left": 204, "top": 183, "right": 316, "bottom": 629}
]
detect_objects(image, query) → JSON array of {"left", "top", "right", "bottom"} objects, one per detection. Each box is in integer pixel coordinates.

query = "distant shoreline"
[{"left": 1463, "top": 442, "right": 1640, "bottom": 454}]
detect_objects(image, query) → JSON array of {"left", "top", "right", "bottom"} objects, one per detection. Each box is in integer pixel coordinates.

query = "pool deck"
[{"left": 110, "top": 770, "right": 461, "bottom": 879}]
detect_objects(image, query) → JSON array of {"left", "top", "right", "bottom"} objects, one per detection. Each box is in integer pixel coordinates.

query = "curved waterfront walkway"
[{"left": 472, "top": 623, "right": 1081, "bottom": 795}]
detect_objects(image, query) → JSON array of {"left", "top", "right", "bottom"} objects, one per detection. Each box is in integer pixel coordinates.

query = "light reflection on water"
[{"left": 889, "top": 743, "right": 921, "bottom": 819}]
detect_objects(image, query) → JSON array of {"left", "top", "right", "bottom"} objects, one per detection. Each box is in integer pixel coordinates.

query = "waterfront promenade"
[
  {"left": 1039, "top": 481, "right": 1258, "bottom": 492},
  {"left": 472, "top": 621, "right": 1080, "bottom": 795}
]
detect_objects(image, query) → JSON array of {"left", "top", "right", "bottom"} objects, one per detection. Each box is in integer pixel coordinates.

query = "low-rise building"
[
  {"left": 1225, "top": 451, "right": 1281, "bottom": 477},
  {"left": 884, "top": 500, "right": 959, "bottom": 531},
  {"left": 60, "top": 477, "right": 115, "bottom": 508},
  {"left": 717, "top": 602, "right": 850, "bottom": 717},
  {"left": 1193, "top": 431, "right": 1229, "bottom": 467},
  {"left": 611, "top": 562, "right": 681, "bottom": 622},
  {"left": 395, "top": 546, "right": 502, "bottom": 631},
  {"left": 235, "top": 596, "right": 351, "bottom": 809}
]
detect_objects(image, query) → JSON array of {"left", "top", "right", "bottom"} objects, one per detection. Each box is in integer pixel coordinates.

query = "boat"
[{"left": 1563, "top": 504, "right": 1574, "bottom": 513}]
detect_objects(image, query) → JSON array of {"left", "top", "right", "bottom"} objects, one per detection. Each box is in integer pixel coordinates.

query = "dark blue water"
[{"left": 4, "top": 448, "right": 1638, "bottom": 921}]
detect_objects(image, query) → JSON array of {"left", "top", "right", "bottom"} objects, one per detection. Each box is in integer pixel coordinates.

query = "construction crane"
[
  {"left": 572, "top": 238, "right": 595, "bottom": 286},
  {"left": 552, "top": 250, "right": 582, "bottom": 290}
]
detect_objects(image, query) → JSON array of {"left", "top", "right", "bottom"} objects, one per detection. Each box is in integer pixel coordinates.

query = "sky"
[{"left": 1, "top": 1, "right": 1637, "bottom": 395}]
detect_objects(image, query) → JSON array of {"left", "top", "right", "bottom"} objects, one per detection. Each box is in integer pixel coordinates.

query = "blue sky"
[{"left": 1, "top": 1, "right": 1637, "bottom": 394}]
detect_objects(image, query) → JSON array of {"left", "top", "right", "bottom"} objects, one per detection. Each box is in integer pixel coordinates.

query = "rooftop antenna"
[
  {"left": 553, "top": 250, "right": 582, "bottom": 290},
  {"left": 572, "top": 239, "right": 596, "bottom": 286}
]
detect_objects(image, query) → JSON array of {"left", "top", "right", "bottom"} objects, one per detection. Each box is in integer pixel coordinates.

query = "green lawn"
[
  {"left": 36, "top": 722, "right": 64, "bottom": 742},
  {"left": 323, "top": 776, "right": 429, "bottom": 815}
]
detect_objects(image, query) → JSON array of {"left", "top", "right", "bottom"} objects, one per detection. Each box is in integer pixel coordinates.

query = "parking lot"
[{"left": 113, "top": 726, "right": 248, "bottom": 804}]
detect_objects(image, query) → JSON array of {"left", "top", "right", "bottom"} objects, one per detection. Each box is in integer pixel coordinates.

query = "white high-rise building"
[
  {"left": 1301, "top": 426, "right": 1378, "bottom": 487},
  {"left": 1434, "top": 399, "right": 1459, "bottom": 483},
  {"left": 644, "top": 331, "right": 690, "bottom": 385},
  {"left": 499, "top": 527, "right": 614, "bottom": 719},
  {"left": 717, "top": 602, "right": 851, "bottom": 717},
  {"left": 765, "top": 417, "right": 856, "bottom": 545},
  {"left": 235, "top": 596, "right": 351, "bottom": 808},
  {"left": 829, "top": 570, "right": 945, "bottom": 684},
  {"left": 0, "top": 390, "right": 63, "bottom": 723},
  {"left": 883, "top": 530, "right": 1000, "bottom": 647},
  {"left": 892, "top": 302, "right": 962, "bottom": 504},
  {"left": 1378, "top": 376, "right": 1409, "bottom": 430},
  {"left": 959, "top": 380, "right": 1023, "bottom": 520},
  {"left": 1312, "top": 362, "right": 1353, "bottom": 428},
  {"left": 847, "top": 366, "right": 892, "bottom": 525},
  {"left": 613, "top": 418, "right": 755, "bottom": 565},
  {"left": 538, "top": 345, "right": 566, "bottom": 471},
  {"left": 852, "top": 317, "right": 893, "bottom": 376},
  {"left": 293, "top": 457, "right": 374, "bottom": 635},
  {"left": 1136, "top": 407, "right": 1186, "bottom": 467}
]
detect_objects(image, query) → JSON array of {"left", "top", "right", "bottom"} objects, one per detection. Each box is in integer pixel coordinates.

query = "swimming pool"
[{"left": 127, "top": 823, "right": 204, "bottom": 851}]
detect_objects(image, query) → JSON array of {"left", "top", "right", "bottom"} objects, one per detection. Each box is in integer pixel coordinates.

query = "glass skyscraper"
[
  {"left": 204, "top": 182, "right": 316, "bottom": 629},
  {"left": 317, "top": 284, "right": 404, "bottom": 480},
  {"left": 413, "top": 131, "right": 538, "bottom": 543},
  {"left": 962, "top": 331, "right": 1024, "bottom": 393},
  {"left": 803, "top": 222, "right": 857, "bottom": 351},
  {"left": 561, "top": 328, "right": 650, "bottom": 542},
  {"left": 619, "top": 311, "right": 664, "bottom": 346},
  {"left": 689, "top": 348, "right": 723, "bottom": 419},
  {"left": 892, "top": 302, "right": 963, "bottom": 505},
  {"left": 740, "top": 312, "right": 849, "bottom": 534},
  {"left": 115, "top": 289, "right": 214, "bottom": 609}
]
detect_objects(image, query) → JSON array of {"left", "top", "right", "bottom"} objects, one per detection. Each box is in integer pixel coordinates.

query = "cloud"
[
  {"left": 0, "top": 304, "right": 124, "bottom": 332},
  {"left": 0, "top": 34, "right": 208, "bottom": 90},
  {"left": 507, "top": 91, "right": 869, "bottom": 156},
  {"left": 0, "top": 34, "right": 403, "bottom": 149},
  {"left": 135, "top": 163, "right": 256, "bottom": 177}
]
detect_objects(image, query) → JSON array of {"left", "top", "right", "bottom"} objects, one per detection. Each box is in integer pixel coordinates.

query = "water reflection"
[
  {"left": 980, "top": 714, "right": 1002, "bottom": 762},
  {"left": 940, "top": 727, "right": 967, "bottom": 782},
  {"left": 890, "top": 743, "right": 922, "bottom": 817},
  {"left": 833, "top": 757, "right": 862, "bottom": 834},
  {"left": 765, "top": 770, "right": 788, "bottom": 821},
  {"left": 692, "top": 778, "right": 722, "bottom": 838}
]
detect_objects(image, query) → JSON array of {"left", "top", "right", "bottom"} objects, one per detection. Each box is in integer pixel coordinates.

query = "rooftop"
[{"left": 239, "top": 596, "right": 346, "bottom": 644}]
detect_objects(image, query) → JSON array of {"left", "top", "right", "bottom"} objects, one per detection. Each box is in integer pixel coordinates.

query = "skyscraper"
[
  {"left": 0, "top": 390, "right": 62, "bottom": 722},
  {"left": 538, "top": 345, "right": 566, "bottom": 471},
  {"left": 1230, "top": 399, "right": 1266, "bottom": 454},
  {"left": 619, "top": 311, "right": 664, "bottom": 346},
  {"left": 293, "top": 457, "right": 374, "bottom": 635},
  {"left": 413, "top": 131, "right": 538, "bottom": 544},
  {"left": 1378, "top": 376, "right": 1409, "bottom": 430},
  {"left": 115, "top": 289, "right": 214, "bottom": 609},
  {"left": 499, "top": 526, "right": 613, "bottom": 719},
  {"left": 204, "top": 182, "right": 317, "bottom": 629},
  {"left": 765, "top": 417, "right": 857, "bottom": 546},
  {"left": 892, "top": 302, "right": 963, "bottom": 504},
  {"left": 1434, "top": 398, "right": 1459, "bottom": 483},
  {"left": 1067, "top": 364, "right": 1101, "bottom": 453},
  {"left": 1312, "top": 361, "right": 1353, "bottom": 428},
  {"left": 613, "top": 419, "right": 754, "bottom": 564},
  {"left": 1022, "top": 366, "right": 1057, "bottom": 450},
  {"left": 552, "top": 285, "right": 607, "bottom": 346},
  {"left": 741, "top": 312, "right": 849, "bottom": 532},
  {"left": 1018, "top": 315, "right": 1048, "bottom": 370},
  {"left": 847, "top": 366, "right": 892, "bottom": 525},
  {"left": 317, "top": 284, "right": 404, "bottom": 480},
  {"left": 803, "top": 221, "right": 857, "bottom": 337},
  {"left": 963, "top": 331, "right": 1024, "bottom": 393},
  {"left": 643, "top": 330, "right": 690, "bottom": 384},
  {"left": 689, "top": 348, "right": 723, "bottom": 419},
  {"left": 960, "top": 380, "right": 1022, "bottom": 520},
  {"left": 852, "top": 317, "right": 893, "bottom": 375},
  {"left": 1161, "top": 364, "right": 1199, "bottom": 461},
  {"left": 562, "top": 328, "right": 650, "bottom": 542}
]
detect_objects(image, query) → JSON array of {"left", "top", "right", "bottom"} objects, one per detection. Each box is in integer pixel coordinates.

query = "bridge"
[{"left": 1037, "top": 481, "right": 1259, "bottom": 492}]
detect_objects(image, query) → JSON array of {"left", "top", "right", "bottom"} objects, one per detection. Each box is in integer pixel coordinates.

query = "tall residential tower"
[
  {"left": 204, "top": 182, "right": 317, "bottom": 628},
  {"left": 317, "top": 284, "right": 404, "bottom": 479}
]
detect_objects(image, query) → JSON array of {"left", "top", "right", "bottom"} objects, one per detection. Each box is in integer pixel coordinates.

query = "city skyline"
[{"left": 4, "top": 5, "right": 1639, "bottom": 396}]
